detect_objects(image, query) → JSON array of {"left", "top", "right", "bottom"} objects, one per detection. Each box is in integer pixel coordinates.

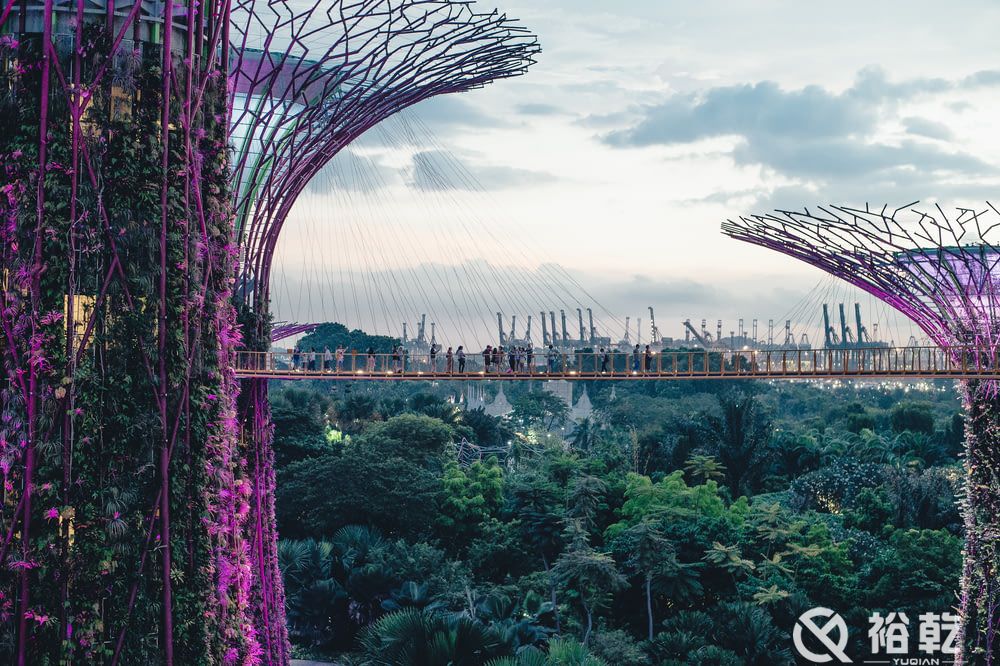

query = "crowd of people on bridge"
[{"left": 281, "top": 341, "right": 662, "bottom": 376}]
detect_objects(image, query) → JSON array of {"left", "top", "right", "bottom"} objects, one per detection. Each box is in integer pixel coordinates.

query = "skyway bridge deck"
[{"left": 234, "top": 347, "right": 1000, "bottom": 381}]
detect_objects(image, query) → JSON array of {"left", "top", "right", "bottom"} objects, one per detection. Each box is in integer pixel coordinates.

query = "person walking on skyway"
[
  {"left": 645, "top": 345, "right": 653, "bottom": 374},
  {"left": 292, "top": 346, "right": 301, "bottom": 371},
  {"left": 323, "top": 346, "right": 333, "bottom": 372},
  {"left": 457, "top": 346, "right": 466, "bottom": 373},
  {"left": 547, "top": 344, "right": 557, "bottom": 374},
  {"left": 367, "top": 347, "right": 377, "bottom": 373},
  {"left": 392, "top": 345, "right": 402, "bottom": 372},
  {"left": 446, "top": 347, "right": 454, "bottom": 373},
  {"left": 527, "top": 346, "right": 534, "bottom": 374},
  {"left": 632, "top": 344, "right": 641, "bottom": 373},
  {"left": 600, "top": 347, "right": 609, "bottom": 374},
  {"left": 483, "top": 345, "right": 492, "bottom": 372},
  {"left": 430, "top": 343, "right": 439, "bottom": 372},
  {"left": 335, "top": 345, "right": 345, "bottom": 373}
]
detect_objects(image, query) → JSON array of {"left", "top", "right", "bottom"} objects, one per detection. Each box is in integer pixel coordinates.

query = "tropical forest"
[{"left": 275, "top": 326, "right": 965, "bottom": 665}]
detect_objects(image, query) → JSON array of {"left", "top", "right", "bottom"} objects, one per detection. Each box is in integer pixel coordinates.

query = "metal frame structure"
[
  {"left": 226, "top": 5, "right": 536, "bottom": 662},
  {"left": 0, "top": 1, "right": 536, "bottom": 664},
  {"left": 228, "top": 0, "right": 539, "bottom": 317},
  {"left": 723, "top": 203, "right": 1000, "bottom": 664}
]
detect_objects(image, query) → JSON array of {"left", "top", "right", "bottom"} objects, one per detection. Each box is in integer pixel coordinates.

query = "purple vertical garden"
[
  {"left": 723, "top": 203, "right": 1000, "bottom": 664},
  {"left": 0, "top": 0, "right": 535, "bottom": 663},
  {"left": 0, "top": 0, "right": 253, "bottom": 662}
]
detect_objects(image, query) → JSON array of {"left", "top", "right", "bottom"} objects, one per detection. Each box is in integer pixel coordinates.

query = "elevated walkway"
[{"left": 234, "top": 346, "right": 1000, "bottom": 381}]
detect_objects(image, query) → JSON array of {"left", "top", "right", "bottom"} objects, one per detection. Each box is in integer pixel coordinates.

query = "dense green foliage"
[
  {"left": 1, "top": 25, "right": 254, "bottom": 662},
  {"left": 296, "top": 322, "right": 401, "bottom": 353},
  {"left": 274, "top": 375, "right": 965, "bottom": 664}
]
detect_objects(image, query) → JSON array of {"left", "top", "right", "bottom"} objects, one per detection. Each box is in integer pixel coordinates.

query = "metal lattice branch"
[
  {"left": 227, "top": 0, "right": 539, "bottom": 311},
  {"left": 723, "top": 203, "right": 1000, "bottom": 356}
]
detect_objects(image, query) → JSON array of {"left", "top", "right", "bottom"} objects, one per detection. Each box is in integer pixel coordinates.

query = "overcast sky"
[{"left": 271, "top": 0, "right": 1000, "bottom": 346}]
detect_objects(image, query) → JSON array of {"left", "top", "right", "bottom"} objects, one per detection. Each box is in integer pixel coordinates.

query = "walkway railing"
[{"left": 233, "top": 346, "right": 1000, "bottom": 380}]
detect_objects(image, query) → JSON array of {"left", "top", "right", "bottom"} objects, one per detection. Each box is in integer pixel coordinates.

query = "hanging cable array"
[{"left": 270, "top": 107, "right": 632, "bottom": 350}]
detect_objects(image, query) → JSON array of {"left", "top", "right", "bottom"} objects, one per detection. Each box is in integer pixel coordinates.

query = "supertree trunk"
[
  {"left": 240, "top": 375, "right": 290, "bottom": 664},
  {"left": 0, "top": 2, "right": 257, "bottom": 662},
  {"left": 225, "top": 4, "right": 538, "bottom": 662},
  {"left": 959, "top": 379, "right": 1000, "bottom": 662}
]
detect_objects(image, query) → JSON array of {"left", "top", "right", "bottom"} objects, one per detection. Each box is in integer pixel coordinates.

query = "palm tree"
[
  {"left": 330, "top": 524, "right": 386, "bottom": 570},
  {"left": 552, "top": 527, "right": 627, "bottom": 645},
  {"left": 716, "top": 602, "right": 792, "bottom": 665},
  {"left": 569, "top": 417, "right": 603, "bottom": 452},
  {"left": 752, "top": 585, "right": 789, "bottom": 606},
  {"left": 684, "top": 454, "right": 727, "bottom": 484},
  {"left": 360, "top": 608, "right": 505, "bottom": 665},
  {"left": 700, "top": 390, "right": 773, "bottom": 496},
  {"left": 278, "top": 539, "right": 345, "bottom": 646},
  {"left": 471, "top": 590, "right": 555, "bottom": 653},
  {"left": 485, "top": 638, "right": 608, "bottom": 666},
  {"left": 545, "top": 637, "right": 609, "bottom": 665},
  {"left": 611, "top": 521, "right": 677, "bottom": 640},
  {"left": 381, "top": 581, "right": 447, "bottom": 613},
  {"left": 654, "top": 555, "right": 704, "bottom": 605},
  {"left": 567, "top": 475, "right": 607, "bottom": 534},
  {"left": 703, "top": 542, "right": 756, "bottom": 584}
]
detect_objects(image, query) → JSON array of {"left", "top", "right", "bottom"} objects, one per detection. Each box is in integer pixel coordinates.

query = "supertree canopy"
[
  {"left": 228, "top": 0, "right": 539, "bottom": 316},
  {"left": 723, "top": 203, "right": 1000, "bottom": 664},
  {"left": 0, "top": 0, "right": 536, "bottom": 664}
]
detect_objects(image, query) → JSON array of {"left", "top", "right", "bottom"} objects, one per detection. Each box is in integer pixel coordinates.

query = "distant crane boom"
[{"left": 683, "top": 319, "right": 709, "bottom": 347}]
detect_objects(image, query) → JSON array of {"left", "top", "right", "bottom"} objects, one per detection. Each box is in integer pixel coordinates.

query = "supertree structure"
[
  {"left": 723, "top": 203, "right": 1000, "bottom": 663},
  {"left": 0, "top": 0, "right": 253, "bottom": 663},
  {"left": 0, "top": 0, "right": 535, "bottom": 663},
  {"left": 226, "top": 3, "right": 537, "bottom": 661}
]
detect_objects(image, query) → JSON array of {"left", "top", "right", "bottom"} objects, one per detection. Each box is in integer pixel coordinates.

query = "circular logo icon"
[{"left": 793, "top": 607, "right": 851, "bottom": 663}]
